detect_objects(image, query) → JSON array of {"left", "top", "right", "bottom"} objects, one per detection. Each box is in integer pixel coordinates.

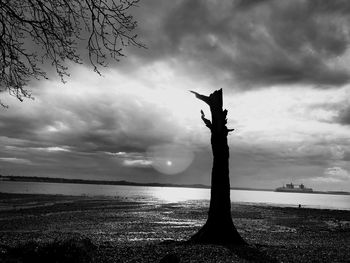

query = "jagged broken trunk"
[{"left": 190, "top": 89, "right": 246, "bottom": 245}]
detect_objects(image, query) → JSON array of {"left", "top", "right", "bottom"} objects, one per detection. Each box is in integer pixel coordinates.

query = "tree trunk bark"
[{"left": 190, "top": 89, "right": 246, "bottom": 245}]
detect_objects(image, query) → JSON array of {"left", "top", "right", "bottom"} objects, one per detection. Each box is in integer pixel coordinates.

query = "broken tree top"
[{"left": 190, "top": 89, "right": 234, "bottom": 134}]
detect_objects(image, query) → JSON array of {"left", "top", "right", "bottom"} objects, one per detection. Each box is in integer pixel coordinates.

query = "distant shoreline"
[{"left": 0, "top": 175, "right": 349, "bottom": 195}]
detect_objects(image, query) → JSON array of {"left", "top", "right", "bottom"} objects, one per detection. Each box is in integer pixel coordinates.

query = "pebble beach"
[{"left": 0, "top": 193, "right": 349, "bottom": 262}]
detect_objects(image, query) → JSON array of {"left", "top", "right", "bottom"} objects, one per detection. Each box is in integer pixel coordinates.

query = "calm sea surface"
[{"left": 0, "top": 181, "right": 349, "bottom": 210}]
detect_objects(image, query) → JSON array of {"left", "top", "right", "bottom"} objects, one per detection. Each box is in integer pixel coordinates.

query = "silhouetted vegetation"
[{"left": 0, "top": 0, "right": 143, "bottom": 106}]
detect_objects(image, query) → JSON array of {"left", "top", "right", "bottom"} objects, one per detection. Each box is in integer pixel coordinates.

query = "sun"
[{"left": 147, "top": 144, "right": 194, "bottom": 175}]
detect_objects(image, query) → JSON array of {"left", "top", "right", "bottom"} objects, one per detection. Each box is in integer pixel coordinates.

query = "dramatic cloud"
[
  {"left": 1, "top": 0, "right": 350, "bottom": 191},
  {"left": 130, "top": 0, "right": 350, "bottom": 88},
  {"left": 122, "top": 159, "right": 153, "bottom": 168},
  {"left": 0, "top": 157, "right": 32, "bottom": 165},
  {"left": 311, "top": 167, "right": 350, "bottom": 183},
  {"left": 1, "top": 76, "right": 185, "bottom": 154},
  {"left": 338, "top": 107, "right": 350, "bottom": 125}
]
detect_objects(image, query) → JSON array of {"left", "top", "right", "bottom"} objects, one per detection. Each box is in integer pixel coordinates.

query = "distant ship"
[{"left": 275, "top": 183, "right": 313, "bottom": 193}]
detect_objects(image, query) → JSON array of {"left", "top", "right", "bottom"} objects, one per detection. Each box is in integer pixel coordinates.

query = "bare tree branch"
[{"left": 0, "top": 0, "right": 144, "bottom": 107}]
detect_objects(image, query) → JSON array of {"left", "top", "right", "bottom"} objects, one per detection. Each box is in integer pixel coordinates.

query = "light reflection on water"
[
  {"left": 0, "top": 181, "right": 349, "bottom": 210},
  {"left": 150, "top": 187, "right": 209, "bottom": 202}
]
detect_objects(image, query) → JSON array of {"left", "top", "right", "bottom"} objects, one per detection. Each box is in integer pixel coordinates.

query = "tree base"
[{"left": 190, "top": 217, "right": 246, "bottom": 246}]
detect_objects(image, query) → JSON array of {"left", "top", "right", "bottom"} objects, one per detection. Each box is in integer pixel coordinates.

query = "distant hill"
[
  {"left": 1, "top": 175, "right": 349, "bottom": 195},
  {"left": 0, "top": 175, "right": 210, "bottom": 189},
  {"left": 0, "top": 175, "right": 271, "bottom": 191}
]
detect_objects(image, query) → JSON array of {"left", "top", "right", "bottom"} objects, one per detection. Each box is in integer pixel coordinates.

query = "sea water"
[{"left": 0, "top": 181, "right": 349, "bottom": 210}]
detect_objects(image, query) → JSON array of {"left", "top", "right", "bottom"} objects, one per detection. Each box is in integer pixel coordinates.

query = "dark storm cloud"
[
  {"left": 307, "top": 100, "right": 350, "bottom": 126},
  {"left": 337, "top": 107, "right": 350, "bottom": 125},
  {"left": 18, "top": 0, "right": 350, "bottom": 89},
  {"left": 0, "top": 83, "right": 189, "bottom": 181},
  {"left": 131, "top": 0, "right": 350, "bottom": 88},
  {"left": 232, "top": 141, "right": 332, "bottom": 168},
  {"left": 0, "top": 88, "right": 182, "bottom": 158}
]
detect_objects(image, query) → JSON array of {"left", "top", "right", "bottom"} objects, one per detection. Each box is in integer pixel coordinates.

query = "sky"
[{"left": 1, "top": 0, "right": 350, "bottom": 191}]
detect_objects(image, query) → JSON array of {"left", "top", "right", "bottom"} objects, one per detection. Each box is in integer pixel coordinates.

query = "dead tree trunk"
[{"left": 190, "top": 89, "right": 246, "bottom": 245}]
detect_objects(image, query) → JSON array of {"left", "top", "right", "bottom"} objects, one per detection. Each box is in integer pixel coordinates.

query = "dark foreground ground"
[{"left": 0, "top": 193, "right": 349, "bottom": 262}]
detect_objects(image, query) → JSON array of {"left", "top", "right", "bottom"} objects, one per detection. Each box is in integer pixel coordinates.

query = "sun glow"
[{"left": 147, "top": 144, "right": 194, "bottom": 175}]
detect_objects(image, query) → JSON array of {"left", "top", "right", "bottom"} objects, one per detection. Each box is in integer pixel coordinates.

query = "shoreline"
[
  {"left": 0, "top": 191, "right": 349, "bottom": 212},
  {"left": 1, "top": 175, "right": 349, "bottom": 195}
]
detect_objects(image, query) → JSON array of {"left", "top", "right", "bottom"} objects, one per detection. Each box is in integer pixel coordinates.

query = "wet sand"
[{"left": 0, "top": 193, "right": 349, "bottom": 262}]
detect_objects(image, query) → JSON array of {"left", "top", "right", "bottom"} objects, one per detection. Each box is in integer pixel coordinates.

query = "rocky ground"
[{"left": 0, "top": 193, "right": 349, "bottom": 262}]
